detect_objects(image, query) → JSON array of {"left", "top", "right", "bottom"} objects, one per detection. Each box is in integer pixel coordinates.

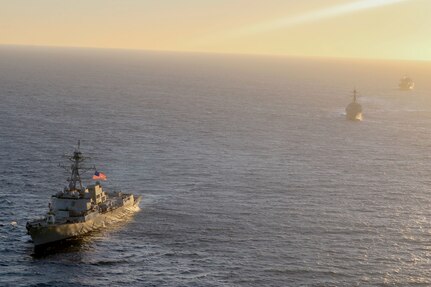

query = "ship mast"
[
  {"left": 61, "top": 140, "right": 94, "bottom": 191},
  {"left": 353, "top": 89, "right": 357, "bottom": 103},
  {"left": 69, "top": 140, "right": 84, "bottom": 190}
]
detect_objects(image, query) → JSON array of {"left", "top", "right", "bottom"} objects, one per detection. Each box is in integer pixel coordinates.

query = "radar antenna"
[{"left": 59, "top": 141, "right": 95, "bottom": 191}]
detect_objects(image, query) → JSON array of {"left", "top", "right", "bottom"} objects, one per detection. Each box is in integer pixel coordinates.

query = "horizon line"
[{"left": 0, "top": 43, "right": 429, "bottom": 64}]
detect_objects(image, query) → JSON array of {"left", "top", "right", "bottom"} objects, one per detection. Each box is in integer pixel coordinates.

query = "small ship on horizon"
[
  {"left": 345, "top": 89, "right": 362, "bottom": 121},
  {"left": 399, "top": 76, "right": 414, "bottom": 91},
  {"left": 26, "top": 141, "right": 141, "bottom": 247}
]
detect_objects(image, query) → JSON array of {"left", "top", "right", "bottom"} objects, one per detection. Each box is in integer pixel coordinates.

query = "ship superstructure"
[
  {"left": 26, "top": 142, "right": 141, "bottom": 247},
  {"left": 345, "top": 89, "right": 363, "bottom": 121}
]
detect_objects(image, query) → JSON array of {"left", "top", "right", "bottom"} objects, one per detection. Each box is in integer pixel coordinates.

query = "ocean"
[{"left": 1, "top": 46, "right": 431, "bottom": 286}]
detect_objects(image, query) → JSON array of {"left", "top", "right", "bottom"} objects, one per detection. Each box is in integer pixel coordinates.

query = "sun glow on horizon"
[
  {"left": 224, "top": 0, "right": 409, "bottom": 38},
  {"left": 188, "top": 0, "right": 429, "bottom": 61},
  {"left": 0, "top": 0, "right": 430, "bottom": 61}
]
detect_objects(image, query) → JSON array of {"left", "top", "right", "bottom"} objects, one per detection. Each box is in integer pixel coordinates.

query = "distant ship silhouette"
[
  {"left": 399, "top": 76, "right": 414, "bottom": 91},
  {"left": 345, "top": 89, "right": 362, "bottom": 121}
]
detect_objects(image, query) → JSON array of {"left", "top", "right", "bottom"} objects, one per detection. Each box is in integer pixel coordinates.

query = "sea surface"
[{"left": 1, "top": 46, "right": 431, "bottom": 286}]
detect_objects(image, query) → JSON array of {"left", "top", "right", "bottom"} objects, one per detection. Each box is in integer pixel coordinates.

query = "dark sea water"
[{"left": 1, "top": 46, "right": 431, "bottom": 286}]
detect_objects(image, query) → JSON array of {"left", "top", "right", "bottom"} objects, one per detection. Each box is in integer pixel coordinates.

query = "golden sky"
[{"left": 1, "top": 0, "right": 430, "bottom": 60}]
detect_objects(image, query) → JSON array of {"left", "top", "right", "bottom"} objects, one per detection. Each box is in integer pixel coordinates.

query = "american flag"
[{"left": 93, "top": 171, "right": 107, "bottom": 181}]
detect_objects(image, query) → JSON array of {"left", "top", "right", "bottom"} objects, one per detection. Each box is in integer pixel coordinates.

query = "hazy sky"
[{"left": 1, "top": 0, "right": 430, "bottom": 60}]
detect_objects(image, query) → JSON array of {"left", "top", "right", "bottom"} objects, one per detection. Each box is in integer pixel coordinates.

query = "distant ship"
[
  {"left": 26, "top": 142, "right": 141, "bottom": 247},
  {"left": 399, "top": 76, "right": 414, "bottom": 90},
  {"left": 345, "top": 89, "right": 362, "bottom": 121}
]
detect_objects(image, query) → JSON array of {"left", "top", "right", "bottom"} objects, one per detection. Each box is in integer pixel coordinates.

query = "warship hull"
[
  {"left": 399, "top": 85, "right": 414, "bottom": 91},
  {"left": 28, "top": 196, "right": 141, "bottom": 246},
  {"left": 346, "top": 112, "right": 362, "bottom": 121},
  {"left": 399, "top": 77, "right": 414, "bottom": 91},
  {"left": 345, "top": 98, "right": 362, "bottom": 121}
]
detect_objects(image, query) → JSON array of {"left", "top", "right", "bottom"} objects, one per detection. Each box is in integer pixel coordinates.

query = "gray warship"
[
  {"left": 26, "top": 142, "right": 141, "bottom": 247},
  {"left": 345, "top": 89, "right": 362, "bottom": 121},
  {"left": 399, "top": 76, "right": 414, "bottom": 90}
]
